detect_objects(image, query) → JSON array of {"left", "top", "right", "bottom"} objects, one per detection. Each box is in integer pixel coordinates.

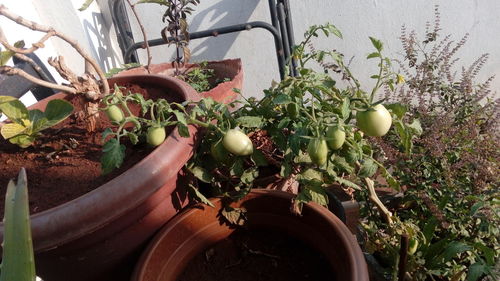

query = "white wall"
[{"left": 1, "top": 0, "right": 499, "bottom": 100}]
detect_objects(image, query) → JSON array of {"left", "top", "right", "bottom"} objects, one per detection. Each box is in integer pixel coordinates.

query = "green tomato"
[
  {"left": 105, "top": 105, "right": 124, "bottom": 123},
  {"left": 222, "top": 129, "right": 253, "bottom": 156},
  {"left": 210, "top": 139, "right": 229, "bottom": 162},
  {"left": 307, "top": 138, "right": 328, "bottom": 166},
  {"left": 286, "top": 103, "right": 300, "bottom": 118},
  {"left": 146, "top": 126, "right": 166, "bottom": 147},
  {"left": 408, "top": 238, "right": 419, "bottom": 255},
  {"left": 326, "top": 126, "right": 346, "bottom": 150},
  {"left": 356, "top": 104, "right": 392, "bottom": 137}
]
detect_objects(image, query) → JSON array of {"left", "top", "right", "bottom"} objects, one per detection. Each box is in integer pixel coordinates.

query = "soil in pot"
[
  {"left": 0, "top": 81, "right": 180, "bottom": 216},
  {"left": 177, "top": 228, "right": 336, "bottom": 281}
]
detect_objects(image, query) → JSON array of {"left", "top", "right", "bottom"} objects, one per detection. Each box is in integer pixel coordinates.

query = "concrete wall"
[{"left": 1, "top": 0, "right": 499, "bottom": 100}]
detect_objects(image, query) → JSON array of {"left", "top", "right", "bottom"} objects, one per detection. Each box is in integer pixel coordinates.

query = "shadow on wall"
[
  {"left": 170, "top": 0, "right": 259, "bottom": 62},
  {"left": 82, "top": 12, "right": 121, "bottom": 72}
]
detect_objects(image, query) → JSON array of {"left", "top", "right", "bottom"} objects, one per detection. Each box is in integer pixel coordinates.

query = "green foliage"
[
  {"left": 0, "top": 41, "right": 24, "bottom": 66},
  {"left": 362, "top": 7, "right": 500, "bottom": 280},
  {"left": 0, "top": 97, "right": 73, "bottom": 147},
  {"left": 0, "top": 168, "right": 36, "bottom": 281},
  {"left": 105, "top": 63, "right": 142, "bottom": 78},
  {"left": 99, "top": 85, "right": 187, "bottom": 174}
]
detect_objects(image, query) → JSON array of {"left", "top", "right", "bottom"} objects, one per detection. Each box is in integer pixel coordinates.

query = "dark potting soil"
[
  {"left": 0, "top": 83, "right": 175, "bottom": 217},
  {"left": 177, "top": 228, "right": 336, "bottom": 281}
]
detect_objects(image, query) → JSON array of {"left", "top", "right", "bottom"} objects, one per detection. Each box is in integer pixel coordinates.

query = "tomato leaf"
[
  {"left": 187, "top": 184, "right": 214, "bottom": 207},
  {"left": 367, "top": 52, "right": 380, "bottom": 59},
  {"left": 369, "top": 37, "right": 383, "bottom": 52},
  {"left": 250, "top": 150, "right": 268, "bottom": 166},
  {"left": 272, "top": 94, "right": 291, "bottom": 105},
  {"left": 358, "top": 159, "right": 378, "bottom": 178},
  {"left": 466, "top": 262, "right": 489, "bottom": 281},
  {"left": 189, "top": 166, "right": 213, "bottom": 183},
  {"left": 386, "top": 103, "right": 408, "bottom": 119},
  {"left": 235, "top": 116, "right": 263, "bottom": 128},
  {"left": 101, "top": 139, "right": 126, "bottom": 175},
  {"left": 240, "top": 167, "right": 258, "bottom": 185}
]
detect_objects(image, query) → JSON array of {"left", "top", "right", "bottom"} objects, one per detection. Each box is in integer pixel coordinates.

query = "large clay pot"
[
  {"left": 0, "top": 75, "right": 200, "bottom": 281},
  {"left": 132, "top": 189, "right": 369, "bottom": 281},
  {"left": 117, "top": 58, "right": 243, "bottom": 103}
]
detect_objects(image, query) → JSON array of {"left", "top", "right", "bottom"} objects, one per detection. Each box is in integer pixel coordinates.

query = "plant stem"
[{"left": 370, "top": 56, "right": 384, "bottom": 103}]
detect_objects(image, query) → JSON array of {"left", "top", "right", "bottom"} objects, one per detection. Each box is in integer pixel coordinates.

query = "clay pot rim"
[
  {"left": 119, "top": 58, "right": 243, "bottom": 101},
  {"left": 133, "top": 189, "right": 368, "bottom": 281},
  {"left": 0, "top": 74, "right": 200, "bottom": 251}
]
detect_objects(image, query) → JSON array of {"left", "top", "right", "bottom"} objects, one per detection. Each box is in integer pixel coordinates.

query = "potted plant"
[
  {"left": 0, "top": 4, "right": 201, "bottom": 281},
  {"left": 125, "top": 23, "right": 411, "bottom": 280},
  {"left": 102, "top": 0, "right": 244, "bottom": 103},
  {"left": 360, "top": 8, "right": 500, "bottom": 281}
]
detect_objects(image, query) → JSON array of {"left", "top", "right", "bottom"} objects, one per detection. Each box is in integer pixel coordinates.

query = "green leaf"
[
  {"left": 1, "top": 123, "right": 27, "bottom": 139},
  {"left": 334, "top": 177, "right": 362, "bottom": 190},
  {"left": 272, "top": 94, "right": 291, "bottom": 105},
  {"left": 377, "top": 164, "right": 400, "bottom": 191},
  {"left": 473, "top": 243, "right": 495, "bottom": 266},
  {"left": 241, "top": 167, "right": 258, "bottom": 185},
  {"left": 230, "top": 158, "right": 244, "bottom": 177},
  {"left": 137, "top": 0, "right": 169, "bottom": 5},
  {"left": 367, "top": 52, "right": 380, "bottom": 59},
  {"left": 305, "top": 183, "right": 329, "bottom": 207},
  {"left": 101, "top": 128, "right": 114, "bottom": 141},
  {"left": 78, "top": 0, "right": 95, "bottom": 11},
  {"left": 8, "top": 135, "right": 34, "bottom": 148},
  {"left": 358, "top": 159, "right": 377, "bottom": 178},
  {"left": 0, "top": 99, "right": 29, "bottom": 124},
  {"left": 100, "top": 139, "right": 126, "bottom": 175},
  {"left": 422, "top": 217, "right": 438, "bottom": 247},
  {"left": 386, "top": 103, "right": 408, "bottom": 119},
  {"left": 408, "top": 119, "right": 423, "bottom": 136},
  {"left": 187, "top": 184, "right": 214, "bottom": 207},
  {"left": 369, "top": 37, "right": 383, "bottom": 52},
  {"left": 105, "top": 63, "right": 141, "bottom": 78},
  {"left": 235, "top": 116, "right": 263, "bottom": 128},
  {"left": 440, "top": 241, "right": 471, "bottom": 264},
  {"left": 0, "top": 96, "right": 17, "bottom": 104},
  {"left": 331, "top": 155, "right": 354, "bottom": 174},
  {"left": 177, "top": 124, "right": 190, "bottom": 138},
  {"left": 466, "top": 262, "right": 488, "bottom": 281},
  {"left": 40, "top": 99, "right": 74, "bottom": 130},
  {"left": 326, "top": 24, "right": 343, "bottom": 39},
  {"left": 341, "top": 98, "right": 350, "bottom": 120},
  {"left": 250, "top": 150, "right": 268, "bottom": 166},
  {"left": 0, "top": 168, "right": 36, "bottom": 281},
  {"left": 0, "top": 41, "right": 24, "bottom": 66},
  {"left": 189, "top": 166, "right": 213, "bottom": 183},
  {"left": 127, "top": 132, "right": 139, "bottom": 145}
]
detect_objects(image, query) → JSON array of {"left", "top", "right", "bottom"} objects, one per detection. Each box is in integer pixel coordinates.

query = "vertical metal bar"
[
  {"left": 283, "top": 0, "right": 298, "bottom": 76},
  {"left": 277, "top": 2, "right": 292, "bottom": 77},
  {"left": 110, "top": 0, "right": 138, "bottom": 63},
  {"left": 268, "top": 0, "right": 286, "bottom": 79}
]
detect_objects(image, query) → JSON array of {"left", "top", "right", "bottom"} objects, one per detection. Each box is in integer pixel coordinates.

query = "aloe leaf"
[{"left": 0, "top": 168, "right": 36, "bottom": 281}]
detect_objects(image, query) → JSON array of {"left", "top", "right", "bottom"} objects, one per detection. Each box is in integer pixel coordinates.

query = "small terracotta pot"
[
  {"left": 132, "top": 189, "right": 369, "bottom": 281},
  {"left": 0, "top": 75, "right": 200, "bottom": 281},
  {"left": 117, "top": 58, "right": 243, "bottom": 103}
]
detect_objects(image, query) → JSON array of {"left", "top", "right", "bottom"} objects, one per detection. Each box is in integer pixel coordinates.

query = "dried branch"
[
  {"left": 13, "top": 53, "right": 43, "bottom": 73},
  {"left": 0, "top": 65, "right": 77, "bottom": 94},
  {"left": 364, "top": 177, "right": 393, "bottom": 224},
  {"left": 0, "top": 4, "right": 109, "bottom": 95},
  {"left": 126, "top": 0, "right": 152, "bottom": 73}
]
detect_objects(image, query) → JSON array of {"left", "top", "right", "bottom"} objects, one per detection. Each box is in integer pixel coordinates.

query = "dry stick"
[
  {"left": 0, "top": 4, "right": 109, "bottom": 95},
  {"left": 398, "top": 234, "right": 409, "bottom": 281},
  {"left": 125, "top": 0, "right": 152, "bottom": 73},
  {"left": 364, "top": 177, "right": 393, "bottom": 224},
  {"left": 0, "top": 65, "right": 77, "bottom": 94}
]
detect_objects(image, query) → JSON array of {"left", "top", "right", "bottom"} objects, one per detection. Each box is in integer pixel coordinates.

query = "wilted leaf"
[{"left": 221, "top": 207, "right": 247, "bottom": 226}]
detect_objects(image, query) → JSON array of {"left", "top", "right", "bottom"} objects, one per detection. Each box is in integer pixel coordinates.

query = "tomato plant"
[{"left": 356, "top": 104, "right": 392, "bottom": 137}]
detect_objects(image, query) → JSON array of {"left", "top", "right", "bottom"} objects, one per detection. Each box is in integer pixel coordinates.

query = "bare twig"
[
  {"left": 13, "top": 53, "right": 43, "bottom": 73},
  {"left": 0, "top": 65, "right": 77, "bottom": 94},
  {"left": 364, "top": 177, "right": 393, "bottom": 224},
  {"left": 398, "top": 234, "right": 409, "bottom": 281},
  {"left": 125, "top": 0, "right": 152, "bottom": 73},
  {"left": 0, "top": 4, "right": 109, "bottom": 95}
]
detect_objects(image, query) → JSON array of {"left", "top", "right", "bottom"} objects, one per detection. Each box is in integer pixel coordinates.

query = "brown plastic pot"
[
  {"left": 117, "top": 58, "right": 243, "bottom": 103},
  {"left": 132, "top": 189, "right": 369, "bottom": 281},
  {"left": 0, "top": 75, "right": 200, "bottom": 281}
]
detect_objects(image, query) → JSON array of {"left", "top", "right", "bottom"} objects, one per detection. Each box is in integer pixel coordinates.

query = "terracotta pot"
[
  {"left": 117, "top": 58, "right": 243, "bottom": 103},
  {"left": 0, "top": 75, "right": 200, "bottom": 281},
  {"left": 132, "top": 189, "right": 369, "bottom": 281}
]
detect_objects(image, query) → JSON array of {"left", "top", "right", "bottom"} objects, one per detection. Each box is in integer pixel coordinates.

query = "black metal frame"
[
  {"left": 0, "top": 53, "right": 57, "bottom": 101},
  {"left": 109, "top": 0, "right": 297, "bottom": 79}
]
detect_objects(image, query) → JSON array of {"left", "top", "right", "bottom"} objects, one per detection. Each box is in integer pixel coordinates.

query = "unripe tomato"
[
  {"left": 408, "top": 237, "right": 419, "bottom": 255},
  {"left": 307, "top": 138, "right": 328, "bottom": 166},
  {"left": 210, "top": 139, "right": 229, "bottom": 162},
  {"left": 356, "top": 104, "right": 392, "bottom": 137},
  {"left": 146, "top": 126, "right": 166, "bottom": 146},
  {"left": 286, "top": 103, "right": 300, "bottom": 118},
  {"left": 326, "top": 126, "right": 346, "bottom": 150},
  {"left": 222, "top": 129, "right": 253, "bottom": 156},
  {"left": 105, "top": 105, "right": 124, "bottom": 122}
]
